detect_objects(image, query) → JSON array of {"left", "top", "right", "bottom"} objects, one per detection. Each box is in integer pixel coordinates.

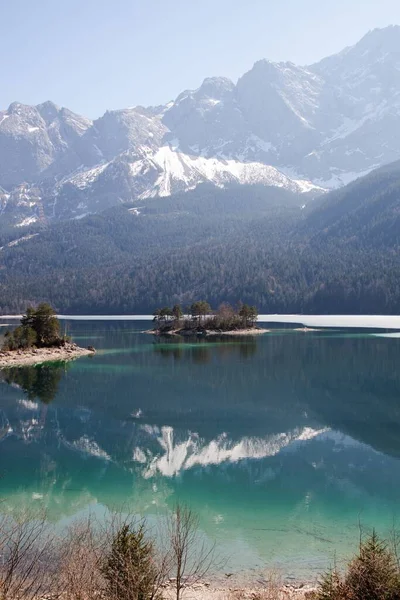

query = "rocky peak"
[
  {"left": 196, "top": 76, "right": 235, "bottom": 99},
  {"left": 355, "top": 25, "right": 400, "bottom": 57},
  {"left": 36, "top": 100, "right": 61, "bottom": 124},
  {"left": 313, "top": 25, "right": 400, "bottom": 80},
  {"left": 93, "top": 107, "right": 167, "bottom": 159},
  {"left": 4, "top": 102, "right": 42, "bottom": 127}
]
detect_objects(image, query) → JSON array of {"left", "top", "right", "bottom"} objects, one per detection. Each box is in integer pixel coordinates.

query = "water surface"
[{"left": 1, "top": 320, "right": 400, "bottom": 581}]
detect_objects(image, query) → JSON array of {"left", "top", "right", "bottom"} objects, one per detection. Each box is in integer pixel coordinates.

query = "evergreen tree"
[
  {"left": 190, "top": 301, "right": 211, "bottom": 325},
  {"left": 344, "top": 531, "right": 400, "bottom": 600},
  {"left": 172, "top": 304, "right": 183, "bottom": 322},
  {"left": 159, "top": 307, "right": 173, "bottom": 323},
  {"left": 315, "top": 568, "right": 343, "bottom": 600},
  {"left": 315, "top": 532, "right": 400, "bottom": 600},
  {"left": 102, "top": 523, "right": 161, "bottom": 600},
  {"left": 21, "top": 303, "right": 60, "bottom": 346}
]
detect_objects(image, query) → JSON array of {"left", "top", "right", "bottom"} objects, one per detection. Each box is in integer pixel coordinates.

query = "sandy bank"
[{"left": 0, "top": 343, "right": 95, "bottom": 368}]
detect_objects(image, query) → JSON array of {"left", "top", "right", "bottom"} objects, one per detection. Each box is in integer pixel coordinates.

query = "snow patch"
[
  {"left": 60, "top": 163, "right": 110, "bottom": 190},
  {"left": 0, "top": 233, "right": 39, "bottom": 251},
  {"left": 16, "top": 216, "right": 38, "bottom": 227},
  {"left": 129, "top": 145, "right": 320, "bottom": 198},
  {"left": 314, "top": 165, "right": 381, "bottom": 188},
  {"left": 205, "top": 98, "right": 221, "bottom": 106}
]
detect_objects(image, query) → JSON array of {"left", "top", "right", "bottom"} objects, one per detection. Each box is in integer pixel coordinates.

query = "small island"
[
  {"left": 0, "top": 303, "right": 95, "bottom": 368},
  {"left": 151, "top": 301, "right": 268, "bottom": 336}
]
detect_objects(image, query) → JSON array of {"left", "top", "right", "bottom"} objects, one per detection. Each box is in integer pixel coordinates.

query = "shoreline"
[
  {"left": 204, "top": 327, "right": 270, "bottom": 336},
  {"left": 0, "top": 343, "right": 95, "bottom": 368},
  {"left": 144, "top": 328, "right": 270, "bottom": 337},
  {"left": 162, "top": 581, "right": 316, "bottom": 599},
  {"left": 2, "top": 314, "right": 400, "bottom": 330}
]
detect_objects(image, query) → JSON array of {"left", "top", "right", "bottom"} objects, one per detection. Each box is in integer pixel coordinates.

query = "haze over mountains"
[
  {"left": 1, "top": 26, "right": 400, "bottom": 226},
  {"left": 1, "top": 26, "right": 400, "bottom": 315}
]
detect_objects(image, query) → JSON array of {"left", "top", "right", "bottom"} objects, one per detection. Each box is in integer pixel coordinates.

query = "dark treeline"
[{"left": 0, "top": 169, "right": 400, "bottom": 315}]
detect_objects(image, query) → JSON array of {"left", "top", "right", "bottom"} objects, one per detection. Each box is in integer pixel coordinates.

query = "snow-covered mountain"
[
  {"left": 0, "top": 145, "right": 319, "bottom": 224},
  {"left": 0, "top": 101, "right": 95, "bottom": 188},
  {"left": 2, "top": 25, "right": 400, "bottom": 224},
  {"left": 165, "top": 26, "right": 400, "bottom": 188},
  {"left": 51, "top": 145, "right": 317, "bottom": 219}
]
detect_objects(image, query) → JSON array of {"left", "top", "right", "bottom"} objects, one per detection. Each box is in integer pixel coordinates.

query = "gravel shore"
[
  {"left": 0, "top": 343, "right": 95, "bottom": 368},
  {"left": 162, "top": 582, "right": 315, "bottom": 599}
]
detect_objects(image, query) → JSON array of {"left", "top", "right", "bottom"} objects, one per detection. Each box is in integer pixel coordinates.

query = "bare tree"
[
  {"left": 0, "top": 510, "right": 56, "bottom": 600},
  {"left": 165, "top": 504, "right": 216, "bottom": 600},
  {"left": 57, "top": 515, "right": 105, "bottom": 600}
]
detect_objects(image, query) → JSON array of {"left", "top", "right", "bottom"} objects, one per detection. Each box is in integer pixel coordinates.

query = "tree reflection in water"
[{"left": 1, "top": 362, "right": 67, "bottom": 404}]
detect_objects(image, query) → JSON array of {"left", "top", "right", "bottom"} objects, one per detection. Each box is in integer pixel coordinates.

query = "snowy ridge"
[
  {"left": 48, "top": 144, "right": 321, "bottom": 218},
  {"left": 2, "top": 26, "right": 400, "bottom": 223},
  {"left": 139, "top": 146, "right": 321, "bottom": 197}
]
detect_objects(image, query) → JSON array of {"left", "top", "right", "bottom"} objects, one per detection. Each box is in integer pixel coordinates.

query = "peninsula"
[
  {"left": 152, "top": 301, "right": 268, "bottom": 336},
  {"left": 0, "top": 303, "right": 95, "bottom": 368}
]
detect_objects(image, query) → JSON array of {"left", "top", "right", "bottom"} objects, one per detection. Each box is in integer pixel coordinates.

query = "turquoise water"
[{"left": 1, "top": 320, "right": 400, "bottom": 581}]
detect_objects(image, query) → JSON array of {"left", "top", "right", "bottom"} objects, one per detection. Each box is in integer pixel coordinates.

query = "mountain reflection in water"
[{"left": 1, "top": 321, "right": 400, "bottom": 577}]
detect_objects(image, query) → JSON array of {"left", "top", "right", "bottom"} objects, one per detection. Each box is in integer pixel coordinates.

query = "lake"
[{"left": 1, "top": 318, "right": 400, "bottom": 582}]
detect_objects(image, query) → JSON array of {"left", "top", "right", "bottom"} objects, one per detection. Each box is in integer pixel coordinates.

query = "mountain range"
[
  {"left": 2, "top": 26, "right": 400, "bottom": 226},
  {"left": 1, "top": 26, "right": 400, "bottom": 314},
  {"left": 0, "top": 156, "right": 400, "bottom": 314}
]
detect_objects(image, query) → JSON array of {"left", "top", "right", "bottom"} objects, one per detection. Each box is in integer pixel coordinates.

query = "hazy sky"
[{"left": 2, "top": 0, "right": 400, "bottom": 118}]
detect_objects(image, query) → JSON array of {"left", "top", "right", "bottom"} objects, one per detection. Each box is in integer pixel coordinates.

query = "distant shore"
[
  {"left": 2, "top": 314, "right": 400, "bottom": 329},
  {"left": 0, "top": 343, "right": 95, "bottom": 368}
]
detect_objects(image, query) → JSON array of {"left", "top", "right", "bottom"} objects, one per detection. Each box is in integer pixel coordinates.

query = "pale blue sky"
[{"left": 2, "top": 0, "right": 400, "bottom": 118}]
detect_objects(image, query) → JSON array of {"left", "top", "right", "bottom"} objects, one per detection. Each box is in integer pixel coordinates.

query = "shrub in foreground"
[
  {"left": 314, "top": 531, "right": 400, "bottom": 600},
  {"left": 102, "top": 523, "right": 161, "bottom": 600}
]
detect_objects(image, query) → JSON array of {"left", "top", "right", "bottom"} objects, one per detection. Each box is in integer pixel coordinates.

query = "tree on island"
[
  {"left": 190, "top": 301, "right": 211, "bottom": 325},
  {"left": 238, "top": 303, "right": 258, "bottom": 328},
  {"left": 2, "top": 303, "right": 62, "bottom": 351},
  {"left": 153, "top": 307, "right": 174, "bottom": 328},
  {"left": 172, "top": 304, "right": 184, "bottom": 322},
  {"left": 152, "top": 300, "right": 259, "bottom": 333},
  {"left": 21, "top": 303, "right": 60, "bottom": 346}
]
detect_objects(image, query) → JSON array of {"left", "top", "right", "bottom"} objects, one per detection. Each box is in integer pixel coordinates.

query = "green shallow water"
[{"left": 1, "top": 320, "right": 400, "bottom": 581}]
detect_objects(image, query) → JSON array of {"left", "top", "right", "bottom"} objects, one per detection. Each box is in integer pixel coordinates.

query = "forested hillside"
[{"left": 1, "top": 164, "right": 400, "bottom": 315}]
